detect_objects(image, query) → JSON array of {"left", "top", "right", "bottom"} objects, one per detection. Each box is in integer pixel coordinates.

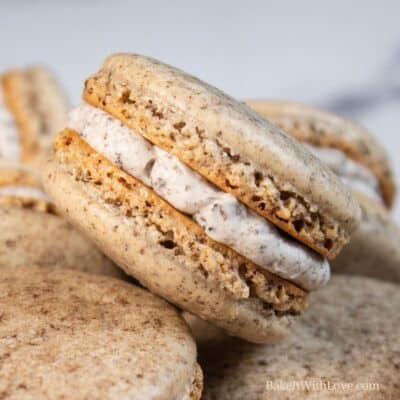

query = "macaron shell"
[
  {"left": 200, "top": 275, "right": 400, "bottom": 399},
  {"left": 332, "top": 193, "right": 400, "bottom": 282},
  {"left": 247, "top": 100, "right": 395, "bottom": 208},
  {"left": 0, "top": 204, "right": 123, "bottom": 279},
  {"left": 82, "top": 53, "right": 361, "bottom": 259},
  {"left": 0, "top": 265, "right": 202, "bottom": 400},
  {"left": 43, "top": 129, "right": 308, "bottom": 344}
]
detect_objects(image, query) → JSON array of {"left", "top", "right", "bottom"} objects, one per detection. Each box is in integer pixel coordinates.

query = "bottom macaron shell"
[
  {"left": 199, "top": 275, "right": 400, "bottom": 400},
  {"left": 332, "top": 195, "right": 400, "bottom": 282},
  {"left": 0, "top": 265, "right": 202, "bottom": 400},
  {"left": 43, "top": 129, "right": 308, "bottom": 344},
  {"left": 0, "top": 204, "right": 123, "bottom": 278}
]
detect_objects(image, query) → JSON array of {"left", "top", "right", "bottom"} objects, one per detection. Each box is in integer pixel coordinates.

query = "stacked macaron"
[
  {"left": 0, "top": 66, "right": 68, "bottom": 165},
  {"left": 44, "top": 53, "right": 361, "bottom": 344},
  {"left": 248, "top": 101, "right": 400, "bottom": 282}
]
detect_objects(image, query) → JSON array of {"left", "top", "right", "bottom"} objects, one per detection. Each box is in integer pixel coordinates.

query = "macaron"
[
  {"left": 199, "top": 275, "right": 400, "bottom": 400},
  {"left": 0, "top": 161, "right": 122, "bottom": 278},
  {"left": 248, "top": 100, "right": 400, "bottom": 282},
  {"left": 0, "top": 66, "right": 68, "bottom": 165},
  {"left": 44, "top": 53, "right": 360, "bottom": 343},
  {"left": 0, "top": 265, "right": 202, "bottom": 400}
]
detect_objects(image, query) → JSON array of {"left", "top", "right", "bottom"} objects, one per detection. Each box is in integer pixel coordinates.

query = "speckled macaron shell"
[
  {"left": 44, "top": 129, "right": 308, "bottom": 344},
  {"left": 0, "top": 162, "right": 123, "bottom": 278},
  {"left": 247, "top": 100, "right": 395, "bottom": 208},
  {"left": 0, "top": 265, "right": 202, "bottom": 400},
  {"left": 1, "top": 66, "right": 68, "bottom": 166},
  {"left": 200, "top": 275, "right": 400, "bottom": 400},
  {"left": 332, "top": 193, "right": 400, "bottom": 282},
  {"left": 82, "top": 53, "right": 361, "bottom": 259},
  {"left": 0, "top": 205, "right": 123, "bottom": 278}
]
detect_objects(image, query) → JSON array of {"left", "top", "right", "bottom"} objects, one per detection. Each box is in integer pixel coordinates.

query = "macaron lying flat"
[
  {"left": 0, "top": 265, "right": 202, "bottom": 400},
  {"left": 0, "top": 66, "right": 68, "bottom": 165},
  {"left": 248, "top": 101, "right": 400, "bottom": 282},
  {"left": 44, "top": 54, "right": 360, "bottom": 343},
  {"left": 199, "top": 275, "right": 400, "bottom": 400},
  {"left": 0, "top": 162, "right": 122, "bottom": 278}
]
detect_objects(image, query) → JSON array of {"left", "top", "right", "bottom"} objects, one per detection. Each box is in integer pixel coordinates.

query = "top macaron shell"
[
  {"left": 247, "top": 100, "right": 395, "bottom": 208},
  {"left": 0, "top": 265, "right": 202, "bottom": 400},
  {"left": 82, "top": 53, "right": 361, "bottom": 259}
]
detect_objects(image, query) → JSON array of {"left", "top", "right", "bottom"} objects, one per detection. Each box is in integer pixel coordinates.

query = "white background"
[{"left": 1, "top": 0, "right": 399, "bottom": 219}]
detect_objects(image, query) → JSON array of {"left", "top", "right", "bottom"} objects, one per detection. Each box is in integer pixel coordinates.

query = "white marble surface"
[{"left": 1, "top": 0, "right": 399, "bottom": 219}]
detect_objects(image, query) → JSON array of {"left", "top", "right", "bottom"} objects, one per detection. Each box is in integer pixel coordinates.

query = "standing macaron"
[
  {"left": 44, "top": 54, "right": 360, "bottom": 343},
  {"left": 0, "top": 66, "right": 68, "bottom": 165},
  {"left": 199, "top": 275, "right": 400, "bottom": 400},
  {"left": 248, "top": 101, "right": 400, "bottom": 282},
  {"left": 0, "top": 265, "right": 202, "bottom": 400},
  {"left": 0, "top": 161, "right": 122, "bottom": 278}
]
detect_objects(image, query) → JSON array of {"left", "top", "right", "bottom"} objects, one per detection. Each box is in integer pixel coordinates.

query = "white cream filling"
[
  {"left": 305, "top": 145, "right": 382, "bottom": 203},
  {"left": 0, "top": 186, "right": 49, "bottom": 202},
  {"left": 68, "top": 104, "right": 330, "bottom": 291},
  {"left": 0, "top": 86, "right": 21, "bottom": 162}
]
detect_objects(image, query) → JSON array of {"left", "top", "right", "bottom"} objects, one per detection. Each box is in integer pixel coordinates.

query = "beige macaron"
[
  {"left": 248, "top": 100, "right": 400, "bottom": 282},
  {"left": 44, "top": 54, "right": 361, "bottom": 343},
  {"left": 199, "top": 275, "right": 400, "bottom": 400},
  {"left": 0, "top": 161, "right": 122, "bottom": 278},
  {"left": 0, "top": 265, "right": 202, "bottom": 400},
  {"left": 0, "top": 65, "right": 68, "bottom": 166}
]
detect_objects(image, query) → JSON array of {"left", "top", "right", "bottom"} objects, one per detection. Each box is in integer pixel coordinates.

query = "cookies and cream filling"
[
  {"left": 305, "top": 145, "right": 382, "bottom": 203},
  {"left": 68, "top": 104, "right": 330, "bottom": 291},
  {"left": 0, "top": 86, "right": 21, "bottom": 162},
  {"left": 0, "top": 185, "right": 49, "bottom": 202}
]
